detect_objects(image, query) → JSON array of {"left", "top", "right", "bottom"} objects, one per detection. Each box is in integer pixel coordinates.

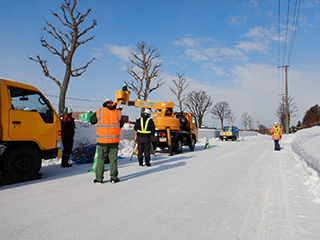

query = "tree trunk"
[{"left": 59, "top": 66, "right": 72, "bottom": 116}]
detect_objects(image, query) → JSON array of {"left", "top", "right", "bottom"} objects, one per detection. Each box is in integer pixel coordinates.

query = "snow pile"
[
  {"left": 289, "top": 126, "right": 320, "bottom": 203},
  {"left": 291, "top": 126, "right": 320, "bottom": 174},
  {"left": 73, "top": 121, "right": 136, "bottom": 158},
  {"left": 73, "top": 120, "right": 97, "bottom": 148}
]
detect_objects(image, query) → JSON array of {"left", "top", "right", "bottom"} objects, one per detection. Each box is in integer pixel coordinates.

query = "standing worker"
[
  {"left": 122, "top": 83, "right": 128, "bottom": 91},
  {"left": 134, "top": 109, "right": 155, "bottom": 167},
  {"left": 270, "top": 122, "right": 282, "bottom": 151},
  {"left": 61, "top": 107, "right": 75, "bottom": 168},
  {"left": 90, "top": 99, "right": 124, "bottom": 184}
]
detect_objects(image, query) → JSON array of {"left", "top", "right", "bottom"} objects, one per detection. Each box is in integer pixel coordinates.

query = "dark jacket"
[
  {"left": 134, "top": 114, "right": 155, "bottom": 138},
  {"left": 90, "top": 103, "right": 124, "bottom": 146},
  {"left": 61, "top": 115, "right": 75, "bottom": 140}
]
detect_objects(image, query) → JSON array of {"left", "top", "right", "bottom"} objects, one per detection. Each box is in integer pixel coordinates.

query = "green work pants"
[{"left": 95, "top": 144, "right": 119, "bottom": 182}]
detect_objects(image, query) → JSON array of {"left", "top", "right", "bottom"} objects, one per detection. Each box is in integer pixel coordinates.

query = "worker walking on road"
[
  {"left": 61, "top": 107, "right": 75, "bottom": 168},
  {"left": 90, "top": 99, "right": 124, "bottom": 184},
  {"left": 270, "top": 122, "right": 282, "bottom": 151},
  {"left": 134, "top": 109, "right": 155, "bottom": 167}
]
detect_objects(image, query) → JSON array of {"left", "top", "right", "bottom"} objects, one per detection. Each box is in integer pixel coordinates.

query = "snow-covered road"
[{"left": 1, "top": 134, "right": 320, "bottom": 240}]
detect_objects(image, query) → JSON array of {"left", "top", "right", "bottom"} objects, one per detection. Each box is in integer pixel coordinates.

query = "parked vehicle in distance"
[{"left": 220, "top": 126, "right": 239, "bottom": 141}]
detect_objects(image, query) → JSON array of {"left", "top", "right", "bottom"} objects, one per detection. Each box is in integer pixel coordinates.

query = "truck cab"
[{"left": 0, "top": 79, "right": 62, "bottom": 182}]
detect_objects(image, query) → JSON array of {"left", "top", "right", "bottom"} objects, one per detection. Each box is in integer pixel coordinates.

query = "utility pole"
[{"left": 278, "top": 65, "right": 290, "bottom": 134}]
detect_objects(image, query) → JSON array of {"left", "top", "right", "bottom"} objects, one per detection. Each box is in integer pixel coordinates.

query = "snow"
[{"left": 1, "top": 121, "right": 320, "bottom": 239}]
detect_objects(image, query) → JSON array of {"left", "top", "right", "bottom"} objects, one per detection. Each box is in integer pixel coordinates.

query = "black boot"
[{"left": 61, "top": 154, "right": 72, "bottom": 168}]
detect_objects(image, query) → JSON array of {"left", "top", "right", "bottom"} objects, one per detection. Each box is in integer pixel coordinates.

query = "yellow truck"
[
  {"left": 115, "top": 90, "right": 198, "bottom": 155},
  {"left": 0, "top": 79, "right": 62, "bottom": 182}
]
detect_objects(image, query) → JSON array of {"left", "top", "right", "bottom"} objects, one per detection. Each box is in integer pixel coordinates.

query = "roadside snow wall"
[{"left": 291, "top": 126, "right": 320, "bottom": 175}]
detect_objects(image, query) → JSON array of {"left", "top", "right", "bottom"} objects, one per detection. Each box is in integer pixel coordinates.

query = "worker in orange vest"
[
  {"left": 90, "top": 99, "right": 124, "bottom": 184},
  {"left": 269, "top": 122, "right": 282, "bottom": 151}
]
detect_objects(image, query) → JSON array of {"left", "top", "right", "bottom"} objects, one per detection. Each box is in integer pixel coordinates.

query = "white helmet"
[
  {"left": 274, "top": 122, "right": 277, "bottom": 125},
  {"left": 67, "top": 107, "right": 73, "bottom": 114},
  {"left": 144, "top": 109, "right": 151, "bottom": 115},
  {"left": 103, "top": 98, "right": 113, "bottom": 105}
]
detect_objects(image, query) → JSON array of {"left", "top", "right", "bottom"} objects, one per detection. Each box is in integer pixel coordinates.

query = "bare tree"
[
  {"left": 275, "top": 95, "right": 298, "bottom": 131},
  {"left": 126, "top": 42, "right": 164, "bottom": 106},
  {"left": 241, "top": 112, "right": 249, "bottom": 130},
  {"left": 30, "top": 0, "right": 97, "bottom": 116},
  {"left": 170, "top": 72, "right": 189, "bottom": 112},
  {"left": 241, "top": 112, "right": 254, "bottom": 130},
  {"left": 185, "top": 90, "right": 213, "bottom": 128},
  {"left": 226, "top": 112, "right": 236, "bottom": 126},
  {"left": 247, "top": 115, "right": 254, "bottom": 130},
  {"left": 210, "top": 101, "right": 231, "bottom": 129}
]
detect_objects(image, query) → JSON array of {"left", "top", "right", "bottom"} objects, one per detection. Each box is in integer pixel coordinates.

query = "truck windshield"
[
  {"left": 192, "top": 115, "right": 197, "bottom": 127},
  {"left": 9, "top": 87, "right": 53, "bottom": 123}
]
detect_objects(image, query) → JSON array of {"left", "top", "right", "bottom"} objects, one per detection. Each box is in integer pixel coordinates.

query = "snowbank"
[
  {"left": 72, "top": 121, "right": 136, "bottom": 159},
  {"left": 291, "top": 126, "right": 320, "bottom": 174}
]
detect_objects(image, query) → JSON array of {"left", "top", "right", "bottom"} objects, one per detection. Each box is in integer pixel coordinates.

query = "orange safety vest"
[
  {"left": 96, "top": 106, "right": 122, "bottom": 144},
  {"left": 270, "top": 125, "right": 282, "bottom": 140}
]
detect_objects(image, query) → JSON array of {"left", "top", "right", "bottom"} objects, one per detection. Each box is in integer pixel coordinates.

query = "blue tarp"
[{"left": 70, "top": 144, "right": 96, "bottom": 164}]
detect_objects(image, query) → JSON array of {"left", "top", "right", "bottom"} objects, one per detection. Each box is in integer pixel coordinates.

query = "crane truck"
[
  {"left": 0, "top": 78, "right": 62, "bottom": 183},
  {"left": 115, "top": 90, "right": 198, "bottom": 155}
]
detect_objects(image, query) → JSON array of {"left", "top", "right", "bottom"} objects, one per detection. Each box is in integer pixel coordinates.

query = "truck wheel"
[
  {"left": 175, "top": 138, "right": 183, "bottom": 153},
  {"left": 2, "top": 147, "right": 42, "bottom": 183},
  {"left": 189, "top": 137, "right": 196, "bottom": 151}
]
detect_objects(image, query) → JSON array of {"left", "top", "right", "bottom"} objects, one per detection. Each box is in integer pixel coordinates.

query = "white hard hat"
[
  {"left": 144, "top": 109, "right": 151, "bottom": 115},
  {"left": 274, "top": 122, "right": 277, "bottom": 125},
  {"left": 67, "top": 107, "right": 73, "bottom": 114},
  {"left": 103, "top": 98, "right": 113, "bottom": 104}
]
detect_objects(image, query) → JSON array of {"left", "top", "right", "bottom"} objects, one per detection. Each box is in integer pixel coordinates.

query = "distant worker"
[
  {"left": 134, "top": 109, "right": 155, "bottom": 167},
  {"left": 270, "top": 122, "right": 282, "bottom": 151},
  {"left": 61, "top": 107, "right": 75, "bottom": 168},
  {"left": 90, "top": 99, "right": 124, "bottom": 184},
  {"left": 165, "top": 108, "right": 173, "bottom": 117},
  {"left": 122, "top": 83, "right": 128, "bottom": 91}
]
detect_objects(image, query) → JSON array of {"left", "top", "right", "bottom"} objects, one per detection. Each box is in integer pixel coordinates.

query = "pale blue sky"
[{"left": 1, "top": 0, "right": 319, "bottom": 128}]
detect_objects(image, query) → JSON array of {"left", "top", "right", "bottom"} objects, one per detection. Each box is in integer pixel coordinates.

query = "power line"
[
  {"left": 282, "top": 0, "right": 291, "bottom": 66},
  {"left": 45, "top": 93, "right": 103, "bottom": 103},
  {"left": 288, "top": 0, "right": 301, "bottom": 65},
  {"left": 278, "top": 0, "right": 282, "bottom": 99}
]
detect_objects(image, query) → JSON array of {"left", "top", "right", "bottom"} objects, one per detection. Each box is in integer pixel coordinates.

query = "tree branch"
[
  {"left": 71, "top": 57, "right": 95, "bottom": 77},
  {"left": 29, "top": 55, "right": 61, "bottom": 88}
]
